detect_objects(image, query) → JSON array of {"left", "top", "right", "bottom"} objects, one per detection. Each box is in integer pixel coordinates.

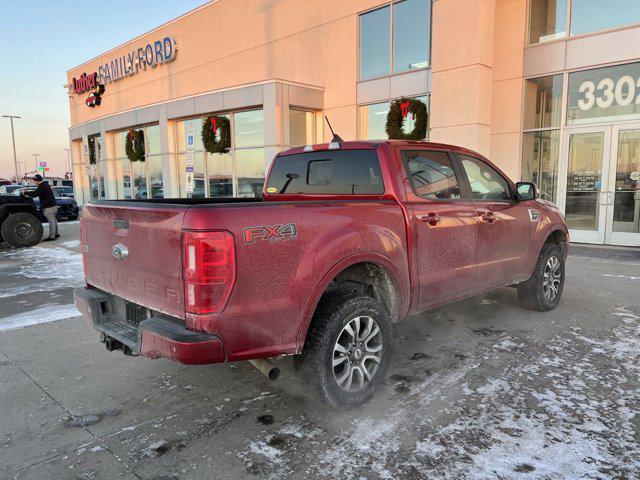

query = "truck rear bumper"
[{"left": 73, "top": 287, "right": 224, "bottom": 365}]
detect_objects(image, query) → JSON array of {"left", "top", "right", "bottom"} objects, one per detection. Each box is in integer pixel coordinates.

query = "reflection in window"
[
  {"left": 235, "top": 149, "right": 265, "bottom": 198},
  {"left": 528, "top": 0, "right": 567, "bottom": 43},
  {"left": 234, "top": 110, "right": 264, "bottom": 148},
  {"left": 571, "top": 0, "right": 640, "bottom": 36},
  {"left": 289, "top": 109, "right": 315, "bottom": 146},
  {"left": 393, "top": 0, "right": 431, "bottom": 72},
  {"left": 404, "top": 150, "right": 461, "bottom": 199},
  {"left": 460, "top": 155, "right": 511, "bottom": 201},
  {"left": 359, "top": 6, "right": 391, "bottom": 80},
  {"left": 522, "top": 130, "right": 560, "bottom": 203},
  {"left": 207, "top": 152, "right": 233, "bottom": 197},
  {"left": 358, "top": 102, "right": 390, "bottom": 140},
  {"left": 612, "top": 129, "right": 640, "bottom": 233},
  {"left": 523, "top": 75, "right": 564, "bottom": 129}
]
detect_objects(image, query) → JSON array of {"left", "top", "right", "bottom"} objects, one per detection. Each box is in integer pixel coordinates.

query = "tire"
[
  {"left": 296, "top": 292, "right": 393, "bottom": 407},
  {"left": 517, "top": 243, "right": 565, "bottom": 311},
  {"left": 0, "top": 213, "right": 44, "bottom": 248}
]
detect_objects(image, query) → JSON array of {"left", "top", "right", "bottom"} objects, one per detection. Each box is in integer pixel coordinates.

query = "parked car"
[
  {"left": 53, "top": 186, "right": 75, "bottom": 198},
  {"left": 0, "top": 192, "right": 43, "bottom": 247},
  {"left": 74, "top": 140, "right": 568, "bottom": 406},
  {"left": 9, "top": 188, "right": 79, "bottom": 221},
  {"left": 0, "top": 184, "right": 25, "bottom": 194}
]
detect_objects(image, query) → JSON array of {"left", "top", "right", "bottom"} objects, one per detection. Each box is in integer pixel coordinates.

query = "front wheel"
[
  {"left": 1, "top": 213, "right": 44, "bottom": 248},
  {"left": 296, "top": 293, "right": 392, "bottom": 407},
  {"left": 517, "top": 244, "right": 565, "bottom": 311}
]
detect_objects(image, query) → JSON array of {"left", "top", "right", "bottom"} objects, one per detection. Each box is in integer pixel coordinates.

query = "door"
[
  {"left": 606, "top": 125, "right": 640, "bottom": 246},
  {"left": 399, "top": 148, "right": 478, "bottom": 307},
  {"left": 559, "top": 126, "right": 611, "bottom": 244},
  {"left": 458, "top": 154, "right": 533, "bottom": 288}
]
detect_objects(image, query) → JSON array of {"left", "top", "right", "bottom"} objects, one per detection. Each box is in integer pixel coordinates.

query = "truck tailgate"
[{"left": 82, "top": 203, "right": 187, "bottom": 319}]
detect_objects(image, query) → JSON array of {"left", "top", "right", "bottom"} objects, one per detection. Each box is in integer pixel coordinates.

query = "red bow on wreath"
[
  {"left": 400, "top": 101, "right": 411, "bottom": 119},
  {"left": 129, "top": 131, "right": 135, "bottom": 141},
  {"left": 211, "top": 117, "right": 218, "bottom": 135}
]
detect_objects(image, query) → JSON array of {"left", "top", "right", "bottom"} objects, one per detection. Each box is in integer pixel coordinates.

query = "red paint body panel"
[
  {"left": 79, "top": 140, "right": 568, "bottom": 365},
  {"left": 140, "top": 330, "right": 224, "bottom": 365}
]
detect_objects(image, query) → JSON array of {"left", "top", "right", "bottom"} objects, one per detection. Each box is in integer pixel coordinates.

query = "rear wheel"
[
  {"left": 296, "top": 293, "right": 392, "bottom": 407},
  {"left": 517, "top": 244, "right": 564, "bottom": 311},
  {"left": 1, "top": 213, "right": 43, "bottom": 248}
]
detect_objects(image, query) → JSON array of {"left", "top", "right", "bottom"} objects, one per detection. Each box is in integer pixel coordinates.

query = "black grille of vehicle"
[{"left": 125, "top": 301, "right": 147, "bottom": 326}]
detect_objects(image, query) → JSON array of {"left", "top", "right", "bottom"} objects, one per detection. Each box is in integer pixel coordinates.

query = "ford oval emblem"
[{"left": 111, "top": 244, "right": 129, "bottom": 260}]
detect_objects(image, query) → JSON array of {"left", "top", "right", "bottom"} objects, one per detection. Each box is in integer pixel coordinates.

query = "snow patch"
[{"left": 0, "top": 304, "right": 79, "bottom": 332}]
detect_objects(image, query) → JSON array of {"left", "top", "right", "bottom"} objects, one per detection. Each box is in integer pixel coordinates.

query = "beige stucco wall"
[
  {"left": 68, "top": 0, "right": 530, "bottom": 179},
  {"left": 430, "top": 0, "right": 527, "bottom": 180},
  {"left": 67, "top": 0, "right": 393, "bottom": 141}
]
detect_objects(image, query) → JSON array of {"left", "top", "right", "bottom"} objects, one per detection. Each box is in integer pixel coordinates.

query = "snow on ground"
[
  {"left": 0, "top": 304, "right": 80, "bottom": 332},
  {"left": 239, "top": 307, "right": 640, "bottom": 479},
  {"left": 3, "top": 244, "right": 83, "bottom": 284}
]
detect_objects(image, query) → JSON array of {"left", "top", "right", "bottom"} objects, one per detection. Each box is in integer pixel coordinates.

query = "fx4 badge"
[{"left": 244, "top": 223, "right": 298, "bottom": 244}]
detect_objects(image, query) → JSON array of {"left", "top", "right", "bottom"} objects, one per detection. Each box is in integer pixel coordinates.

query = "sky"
[{"left": 0, "top": 0, "right": 207, "bottom": 181}]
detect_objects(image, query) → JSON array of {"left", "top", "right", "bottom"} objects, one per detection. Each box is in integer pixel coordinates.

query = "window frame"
[
  {"left": 454, "top": 153, "right": 516, "bottom": 203},
  {"left": 358, "top": 0, "right": 433, "bottom": 82},
  {"left": 399, "top": 147, "right": 471, "bottom": 202}
]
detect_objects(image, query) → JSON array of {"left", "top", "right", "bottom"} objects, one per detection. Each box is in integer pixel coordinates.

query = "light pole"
[
  {"left": 63, "top": 148, "right": 72, "bottom": 176},
  {"left": 1, "top": 115, "right": 21, "bottom": 183},
  {"left": 31, "top": 153, "right": 40, "bottom": 176}
]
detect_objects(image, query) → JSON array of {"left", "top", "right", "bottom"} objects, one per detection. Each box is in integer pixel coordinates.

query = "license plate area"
[{"left": 125, "top": 301, "right": 148, "bottom": 327}]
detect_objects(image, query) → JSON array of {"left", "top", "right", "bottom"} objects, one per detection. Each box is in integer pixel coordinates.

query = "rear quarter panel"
[{"left": 183, "top": 201, "right": 409, "bottom": 361}]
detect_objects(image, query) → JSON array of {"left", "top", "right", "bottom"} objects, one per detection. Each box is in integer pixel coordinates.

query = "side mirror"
[{"left": 516, "top": 182, "right": 537, "bottom": 202}]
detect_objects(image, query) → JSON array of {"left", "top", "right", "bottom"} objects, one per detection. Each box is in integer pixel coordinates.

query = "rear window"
[{"left": 266, "top": 150, "right": 384, "bottom": 195}]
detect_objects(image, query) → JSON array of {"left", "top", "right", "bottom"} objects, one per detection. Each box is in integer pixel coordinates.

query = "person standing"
[{"left": 24, "top": 174, "right": 59, "bottom": 241}]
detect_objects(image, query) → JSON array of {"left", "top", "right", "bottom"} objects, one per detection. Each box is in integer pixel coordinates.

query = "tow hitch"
[{"left": 100, "top": 333, "right": 135, "bottom": 356}]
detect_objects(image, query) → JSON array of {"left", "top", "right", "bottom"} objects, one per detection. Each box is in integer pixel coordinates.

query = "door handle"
[
  {"left": 421, "top": 212, "right": 440, "bottom": 226},
  {"left": 481, "top": 212, "right": 496, "bottom": 223}
]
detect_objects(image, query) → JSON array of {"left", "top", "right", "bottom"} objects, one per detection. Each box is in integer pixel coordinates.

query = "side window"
[
  {"left": 403, "top": 150, "right": 462, "bottom": 199},
  {"left": 459, "top": 155, "right": 512, "bottom": 201}
]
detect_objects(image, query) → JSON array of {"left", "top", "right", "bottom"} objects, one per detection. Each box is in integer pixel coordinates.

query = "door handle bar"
[{"left": 421, "top": 212, "right": 440, "bottom": 226}]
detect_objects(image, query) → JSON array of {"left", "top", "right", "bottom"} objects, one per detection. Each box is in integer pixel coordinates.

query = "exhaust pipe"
[{"left": 249, "top": 359, "right": 280, "bottom": 381}]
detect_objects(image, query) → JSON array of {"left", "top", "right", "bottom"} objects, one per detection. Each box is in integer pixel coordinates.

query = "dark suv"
[{"left": 0, "top": 192, "right": 43, "bottom": 247}]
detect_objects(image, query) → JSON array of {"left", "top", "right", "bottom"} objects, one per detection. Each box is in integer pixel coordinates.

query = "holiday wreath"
[
  {"left": 202, "top": 115, "right": 231, "bottom": 154},
  {"left": 125, "top": 129, "right": 145, "bottom": 162},
  {"left": 385, "top": 97, "right": 428, "bottom": 140}
]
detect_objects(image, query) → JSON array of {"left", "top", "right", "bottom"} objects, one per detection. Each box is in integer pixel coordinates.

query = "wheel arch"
[
  {"left": 294, "top": 253, "right": 409, "bottom": 352},
  {"left": 527, "top": 225, "right": 569, "bottom": 278}
]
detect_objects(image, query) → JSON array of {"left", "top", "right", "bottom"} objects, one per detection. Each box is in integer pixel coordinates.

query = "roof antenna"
[{"left": 325, "top": 116, "right": 344, "bottom": 143}]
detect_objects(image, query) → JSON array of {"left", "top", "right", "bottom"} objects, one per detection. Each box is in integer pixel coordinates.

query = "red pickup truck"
[{"left": 74, "top": 140, "right": 568, "bottom": 406}]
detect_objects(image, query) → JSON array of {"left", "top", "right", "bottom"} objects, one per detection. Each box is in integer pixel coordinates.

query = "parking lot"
[{"left": 1, "top": 223, "right": 639, "bottom": 479}]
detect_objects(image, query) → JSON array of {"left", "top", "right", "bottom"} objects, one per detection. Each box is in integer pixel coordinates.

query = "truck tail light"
[{"left": 182, "top": 231, "right": 236, "bottom": 315}]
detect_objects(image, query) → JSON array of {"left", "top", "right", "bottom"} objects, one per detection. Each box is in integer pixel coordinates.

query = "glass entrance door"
[
  {"left": 559, "top": 127, "right": 611, "bottom": 244},
  {"left": 606, "top": 125, "right": 640, "bottom": 246}
]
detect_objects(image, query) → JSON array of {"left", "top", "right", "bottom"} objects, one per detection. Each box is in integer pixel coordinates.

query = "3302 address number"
[{"left": 578, "top": 76, "right": 640, "bottom": 111}]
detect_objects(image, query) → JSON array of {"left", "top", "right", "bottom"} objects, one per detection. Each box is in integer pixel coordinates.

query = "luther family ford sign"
[{"left": 69, "top": 37, "right": 177, "bottom": 107}]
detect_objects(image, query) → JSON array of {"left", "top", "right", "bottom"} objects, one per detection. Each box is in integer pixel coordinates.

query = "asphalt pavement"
[{"left": 0, "top": 222, "right": 638, "bottom": 479}]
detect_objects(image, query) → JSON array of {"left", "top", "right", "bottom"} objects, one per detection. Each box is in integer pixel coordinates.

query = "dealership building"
[{"left": 67, "top": 0, "right": 640, "bottom": 246}]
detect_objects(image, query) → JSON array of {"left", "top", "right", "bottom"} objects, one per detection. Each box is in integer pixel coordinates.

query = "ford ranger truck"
[{"left": 74, "top": 140, "right": 568, "bottom": 406}]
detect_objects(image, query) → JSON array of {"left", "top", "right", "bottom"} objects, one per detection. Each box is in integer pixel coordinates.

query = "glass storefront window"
[
  {"left": 524, "top": 75, "right": 564, "bottom": 129},
  {"left": 570, "top": 0, "right": 640, "bottom": 36},
  {"left": 207, "top": 152, "right": 233, "bottom": 197},
  {"left": 359, "top": 1, "right": 431, "bottom": 80},
  {"left": 522, "top": 130, "right": 560, "bottom": 202},
  {"left": 359, "top": 6, "right": 390, "bottom": 80},
  {"left": 613, "top": 129, "right": 640, "bottom": 233},
  {"left": 289, "top": 109, "right": 315, "bottom": 146},
  {"left": 235, "top": 148, "right": 265, "bottom": 198},
  {"left": 567, "top": 63, "right": 640, "bottom": 126},
  {"left": 528, "top": 0, "right": 568, "bottom": 43},
  {"left": 358, "top": 96, "right": 428, "bottom": 140},
  {"left": 145, "top": 125, "right": 163, "bottom": 198},
  {"left": 358, "top": 102, "right": 390, "bottom": 140},
  {"left": 393, "top": 0, "right": 431, "bottom": 72},
  {"left": 234, "top": 110, "right": 264, "bottom": 148}
]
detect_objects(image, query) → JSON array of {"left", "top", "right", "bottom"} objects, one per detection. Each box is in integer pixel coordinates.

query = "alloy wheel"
[
  {"left": 332, "top": 315, "right": 383, "bottom": 392},
  {"left": 543, "top": 255, "right": 562, "bottom": 301}
]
